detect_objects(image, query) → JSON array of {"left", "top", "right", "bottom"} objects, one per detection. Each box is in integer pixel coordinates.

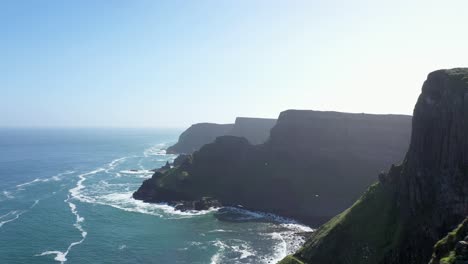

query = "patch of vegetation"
[
  {"left": 429, "top": 218, "right": 468, "bottom": 264},
  {"left": 440, "top": 251, "right": 456, "bottom": 264},
  {"left": 284, "top": 181, "right": 404, "bottom": 264},
  {"left": 278, "top": 255, "right": 305, "bottom": 264}
]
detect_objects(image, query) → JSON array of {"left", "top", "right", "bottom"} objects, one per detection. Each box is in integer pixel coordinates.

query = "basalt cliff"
[
  {"left": 279, "top": 68, "right": 468, "bottom": 264},
  {"left": 135, "top": 110, "right": 411, "bottom": 225}
]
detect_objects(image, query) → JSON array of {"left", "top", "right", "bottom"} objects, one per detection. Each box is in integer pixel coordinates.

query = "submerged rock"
[{"left": 173, "top": 197, "right": 221, "bottom": 211}]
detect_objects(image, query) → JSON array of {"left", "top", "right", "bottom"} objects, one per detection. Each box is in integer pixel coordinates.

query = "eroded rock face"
[
  {"left": 401, "top": 69, "right": 468, "bottom": 215},
  {"left": 280, "top": 68, "right": 468, "bottom": 264},
  {"left": 387, "top": 69, "right": 468, "bottom": 263}
]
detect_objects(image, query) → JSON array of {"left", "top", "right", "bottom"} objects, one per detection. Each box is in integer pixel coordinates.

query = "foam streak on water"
[
  {"left": 16, "top": 171, "right": 75, "bottom": 189},
  {"left": 12, "top": 141, "right": 314, "bottom": 264},
  {"left": 37, "top": 196, "right": 87, "bottom": 263},
  {"left": 0, "top": 200, "right": 39, "bottom": 228}
]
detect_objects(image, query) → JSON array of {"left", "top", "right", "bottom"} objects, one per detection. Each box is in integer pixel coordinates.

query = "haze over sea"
[{"left": 0, "top": 128, "right": 311, "bottom": 264}]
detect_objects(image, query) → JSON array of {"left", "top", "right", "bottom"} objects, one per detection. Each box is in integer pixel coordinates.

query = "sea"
[{"left": 0, "top": 128, "right": 312, "bottom": 264}]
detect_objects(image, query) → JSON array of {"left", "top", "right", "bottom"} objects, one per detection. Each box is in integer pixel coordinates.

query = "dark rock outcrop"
[
  {"left": 173, "top": 154, "right": 189, "bottom": 167},
  {"left": 135, "top": 109, "right": 411, "bottom": 225},
  {"left": 173, "top": 197, "right": 222, "bottom": 211},
  {"left": 280, "top": 68, "right": 468, "bottom": 264}
]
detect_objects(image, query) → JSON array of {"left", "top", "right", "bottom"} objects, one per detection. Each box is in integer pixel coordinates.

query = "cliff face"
[
  {"left": 166, "top": 123, "right": 233, "bottom": 154},
  {"left": 166, "top": 118, "right": 276, "bottom": 154},
  {"left": 135, "top": 110, "right": 411, "bottom": 225},
  {"left": 280, "top": 68, "right": 468, "bottom": 264}
]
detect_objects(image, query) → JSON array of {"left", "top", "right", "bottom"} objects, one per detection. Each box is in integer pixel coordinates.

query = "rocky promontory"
[{"left": 134, "top": 109, "right": 411, "bottom": 226}]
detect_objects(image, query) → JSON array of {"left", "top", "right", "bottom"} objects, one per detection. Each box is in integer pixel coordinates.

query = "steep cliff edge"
[
  {"left": 279, "top": 68, "right": 468, "bottom": 264},
  {"left": 166, "top": 117, "right": 276, "bottom": 154},
  {"left": 135, "top": 110, "right": 411, "bottom": 225}
]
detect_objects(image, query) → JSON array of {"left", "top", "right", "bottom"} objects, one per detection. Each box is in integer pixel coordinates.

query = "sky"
[{"left": 1, "top": 0, "right": 468, "bottom": 128}]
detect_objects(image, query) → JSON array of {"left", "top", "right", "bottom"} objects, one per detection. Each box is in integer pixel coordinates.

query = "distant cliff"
[
  {"left": 135, "top": 110, "right": 411, "bottom": 225},
  {"left": 279, "top": 68, "right": 468, "bottom": 264},
  {"left": 227, "top": 117, "right": 276, "bottom": 145},
  {"left": 166, "top": 123, "right": 233, "bottom": 154},
  {"left": 166, "top": 117, "right": 276, "bottom": 154}
]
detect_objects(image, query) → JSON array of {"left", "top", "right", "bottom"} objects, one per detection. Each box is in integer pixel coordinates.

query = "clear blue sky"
[{"left": 2, "top": 0, "right": 467, "bottom": 128}]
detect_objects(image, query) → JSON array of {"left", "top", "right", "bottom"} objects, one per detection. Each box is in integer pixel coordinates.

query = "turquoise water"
[{"left": 0, "top": 128, "right": 311, "bottom": 264}]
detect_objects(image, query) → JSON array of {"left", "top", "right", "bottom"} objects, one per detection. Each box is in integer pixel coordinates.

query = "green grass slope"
[
  {"left": 429, "top": 218, "right": 468, "bottom": 264},
  {"left": 279, "top": 180, "right": 403, "bottom": 264}
]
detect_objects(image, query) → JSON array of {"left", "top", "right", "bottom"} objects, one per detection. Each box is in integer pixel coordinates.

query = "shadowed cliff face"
[
  {"left": 391, "top": 69, "right": 468, "bottom": 263},
  {"left": 135, "top": 110, "right": 411, "bottom": 225},
  {"left": 281, "top": 68, "right": 468, "bottom": 264},
  {"left": 400, "top": 69, "right": 468, "bottom": 218},
  {"left": 166, "top": 118, "right": 276, "bottom": 154}
]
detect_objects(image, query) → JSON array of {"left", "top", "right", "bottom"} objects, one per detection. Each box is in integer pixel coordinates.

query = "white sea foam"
[
  {"left": 212, "top": 207, "right": 314, "bottom": 263},
  {"left": 105, "top": 157, "right": 128, "bottom": 173},
  {"left": 36, "top": 167, "right": 103, "bottom": 263},
  {"left": 0, "top": 200, "right": 39, "bottom": 228},
  {"left": 16, "top": 171, "right": 75, "bottom": 189},
  {"left": 143, "top": 143, "right": 175, "bottom": 157},
  {"left": 266, "top": 222, "right": 313, "bottom": 263},
  {"left": 37, "top": 196, "right": 87, "bottom": 263},
  {"left": 208, "top": 229, "right": 234, "bottom": 233},
  {"left": 210, "top": 239, "right": 256, "bottom": 263},
  {"left": 119, "top": 170, "right": 153, "bottom": 175},
  {"left": 0, "top": 210, "right": 17, "bottom": 219},
  {"left": 89, "top": 191, "right": 218, "bottom": 218},
  {"left": 69, "top": 168, "right": 105, "bottom": 203},
  {"left": 2, "top": 191, "right": 14, "bottom": 199}
]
